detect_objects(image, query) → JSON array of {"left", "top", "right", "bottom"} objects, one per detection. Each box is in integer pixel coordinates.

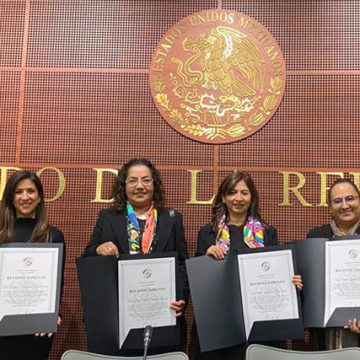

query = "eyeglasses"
[
  {"left": 330, "top": 195, "right": 360, "bottom": 206},
  {"left": 125, "top": 177, "right": 153, "bottom": 187}
]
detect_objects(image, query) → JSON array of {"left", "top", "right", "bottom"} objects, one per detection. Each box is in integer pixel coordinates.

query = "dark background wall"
[{"left": 1, "top": 1, "right": 360, "bottom": 358}]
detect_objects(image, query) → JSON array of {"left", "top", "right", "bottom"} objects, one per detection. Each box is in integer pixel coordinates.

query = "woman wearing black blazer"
[
  {"left": 83, "top": 206, "right": 188, "bottom": 301},
  {"left": 194, "top": 171, "right": 302, "bottom": 360},
  {"left": 307, "top": 178, "right": 360, "bottom": 349},
  {"left": 83, "top": 158, "right": 189, "bottom": 355}
]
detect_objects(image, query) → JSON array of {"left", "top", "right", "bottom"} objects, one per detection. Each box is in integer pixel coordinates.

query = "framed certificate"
[
  {"left": 118, "top": 257, "right": 176, "bottom": 348},
  {"left": 297, "top": 237, "right": 360, "bottom": 327},
  {"left": 0, "top": 243, "right": 63, "bottom": 336},
  {"left": 187, "top": 244, "right": 303, "bottom": 352},
  {"left": 238, "top": 250, "right": 299, "bottom": 340},
  {"left": 325, "top": 240, "right": 360, "bottom": 325},
  {"left": 77, "top": 252, "right": 180, "bottom": 355}
]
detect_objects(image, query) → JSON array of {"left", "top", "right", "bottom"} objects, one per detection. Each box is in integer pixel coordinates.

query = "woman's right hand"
[
  {"left": 96, "top": 241, "right": 119, "bottom": 257},
  {"left": 292, "top": 274, "right": 303, "bottom": 290},
  {"left": 206, "top": 245, "right": 227, "bottom": 260},
  {"left": 345, "top": 318, "right": 360, "bottom": 334}
]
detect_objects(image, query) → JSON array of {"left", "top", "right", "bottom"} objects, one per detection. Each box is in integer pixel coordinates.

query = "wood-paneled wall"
[{"left": 1, "top": 1, "right": 359, "bottom": 358}]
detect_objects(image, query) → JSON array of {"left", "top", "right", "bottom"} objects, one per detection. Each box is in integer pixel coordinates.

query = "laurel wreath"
[{"left": 153, "top": 75, "right": 282, "bottom": 140}]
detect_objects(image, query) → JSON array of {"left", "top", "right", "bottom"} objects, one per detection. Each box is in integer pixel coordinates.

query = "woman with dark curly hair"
[
  {"left": 111, "top": 158, "right": 165, "bottom": 213},
  {"left": 195, "top": 171, "right": 302, "bottom": 360},
  {"left": 0, "top": 170, "right": 65, "bottom": 360},
  {"left": 83, "top": 158, "right": 189, "bottom": 355}
]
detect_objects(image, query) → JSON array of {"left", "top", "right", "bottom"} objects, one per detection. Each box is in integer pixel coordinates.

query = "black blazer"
[
  {"left": 307, "top": 224, "right": 360, "bottom": 239},
  {"left": 196, "top": 223, "right": 278, "bottom": 256},
  {"left": 83, "top": 207, "right": 189, "bottom": 302},
  {"left": 306, "top": 223, "right": 360, "bottom": 350}
]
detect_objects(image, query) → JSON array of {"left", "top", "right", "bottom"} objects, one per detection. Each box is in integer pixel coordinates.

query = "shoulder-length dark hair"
[
  {"left": 328, "top": 178, "right": 360, "bottom": 204},
  {"left": 0, "top": 170, "right": 51, "bottom": 244},
  {"left": 211, "top": 171, "right": 266, "bottom": 231},
  {"left": 112, "top": 158, "right": 165, "bottom": 211}
]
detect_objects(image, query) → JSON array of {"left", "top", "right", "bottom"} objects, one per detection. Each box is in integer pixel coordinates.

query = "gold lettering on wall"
[
  {"left": 349, "top": 172, "right": 360, "bottom": 189},
  {"left": 1, "top": 166, "right": 360, "bottom": 206},
  {"left": 316, "top": 172, "right": 344, "bottom": 207},
  {"left": 36, "top": 167, "right": 66, "bottom": 202},
  {"left": 0, "top": 167, "right": 21, "bottom": 200},
  {"left": 187, "top": 170, "right": 215, "bottom": 205},
  {"left": 92, "top": 168, "right": 118, "bottom": 203},
  {"left": 279, "top": 171, "right": 312, "bottom": 207}
]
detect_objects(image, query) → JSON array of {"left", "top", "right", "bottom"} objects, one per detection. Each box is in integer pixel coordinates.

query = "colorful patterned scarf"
[
  {"left": 127, "top": 202, "right": 158, "bottom": 254},
  {"left": 216, "top": 215, "right": 264, "bottom": 250}
]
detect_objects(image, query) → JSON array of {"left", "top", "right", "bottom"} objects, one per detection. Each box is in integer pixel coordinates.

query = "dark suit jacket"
[
  {"left": 306, "top": 223, "right": 360, "bottom": 350},
  {"left": 83, "top": 207, "right": 189, "bottom": 302},
  {"left": 196, "top": 223, "right": 278, "bottom": 256},
  {"left": 307, "top": 223, "right": 360, "bottom": 239}
]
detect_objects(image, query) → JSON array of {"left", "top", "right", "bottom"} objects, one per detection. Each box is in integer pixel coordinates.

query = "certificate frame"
[
  {"left": 77, "top": 252, "right": 180, "bottom": 355},
  {"left": 296, "top": 236, "right": 360, "bottom": 328},
  {"left": 118, "top": 255, "right": 177, "bottom": 349},
  {"left": 187, "top": 251, "right": 245, "bottom": 352},
  {"left": 187, "top": 244, "right": 303, "bottom": 353},
  {"left": 0, "top": 242, "right": 63, "bottom": 336},
  {"left": 237, "top": 245, "right": 303, "bottom": 342}
]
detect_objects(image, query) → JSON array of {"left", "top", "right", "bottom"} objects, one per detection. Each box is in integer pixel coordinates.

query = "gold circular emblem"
[{"left": 149, "top": 10, "right": 286, "bottom": 144}]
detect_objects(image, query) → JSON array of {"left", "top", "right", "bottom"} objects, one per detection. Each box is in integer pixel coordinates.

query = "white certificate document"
[
  {"left": 0, "top": 247, "right": 59, "bottom": 322},
  {"left": 237, "top": 250, "right": 299, "bottom": 340},
  {"left": 118, "top": 257, "right": 176, "bottom": 348},
  {"left": 324, "top": 240, "right": 360, "bottom": 326}
]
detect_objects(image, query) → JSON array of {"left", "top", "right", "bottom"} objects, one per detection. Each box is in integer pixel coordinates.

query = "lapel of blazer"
[
  {"left": 325, "top": 225, "right": 335, "bottom": 239},
  {"left": 155, "top": 208, "right": 174, "bottom": 252},
  {"left": 109, "top": 210, "right": 129, "bottom": 254}
]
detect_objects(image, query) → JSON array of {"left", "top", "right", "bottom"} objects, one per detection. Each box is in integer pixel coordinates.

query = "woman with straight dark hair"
[
  {"left": 195, "top": 171, "right": 302, "bottom": 360},
  {"left": 196, "top": 171, "right": 277, "bottom": 258},
  {"left": 0, "top": 170, "right": 65, "bottom": 360}
]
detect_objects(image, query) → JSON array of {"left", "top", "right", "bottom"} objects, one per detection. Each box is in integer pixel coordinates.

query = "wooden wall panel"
[
  {"left": 26, "top": 1, "right": 218, "bottom": 69},
  {"left": 1, "top": 1, "right": 360, "bottom": 358},
  {"left": 224, "top": 0, "right": 360, "bottom": 70},
  {"left": 219, "top": 75, "right": 360, "bottom": 168},
  {"left": 1, "top": 72, "right": 20, "bottom": 162},
  {"left": 21, "top": 71, "right": 214, "bottom": 165},
  {"left": 0, "top": 2, "right": 25, "bottom": 67}
]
